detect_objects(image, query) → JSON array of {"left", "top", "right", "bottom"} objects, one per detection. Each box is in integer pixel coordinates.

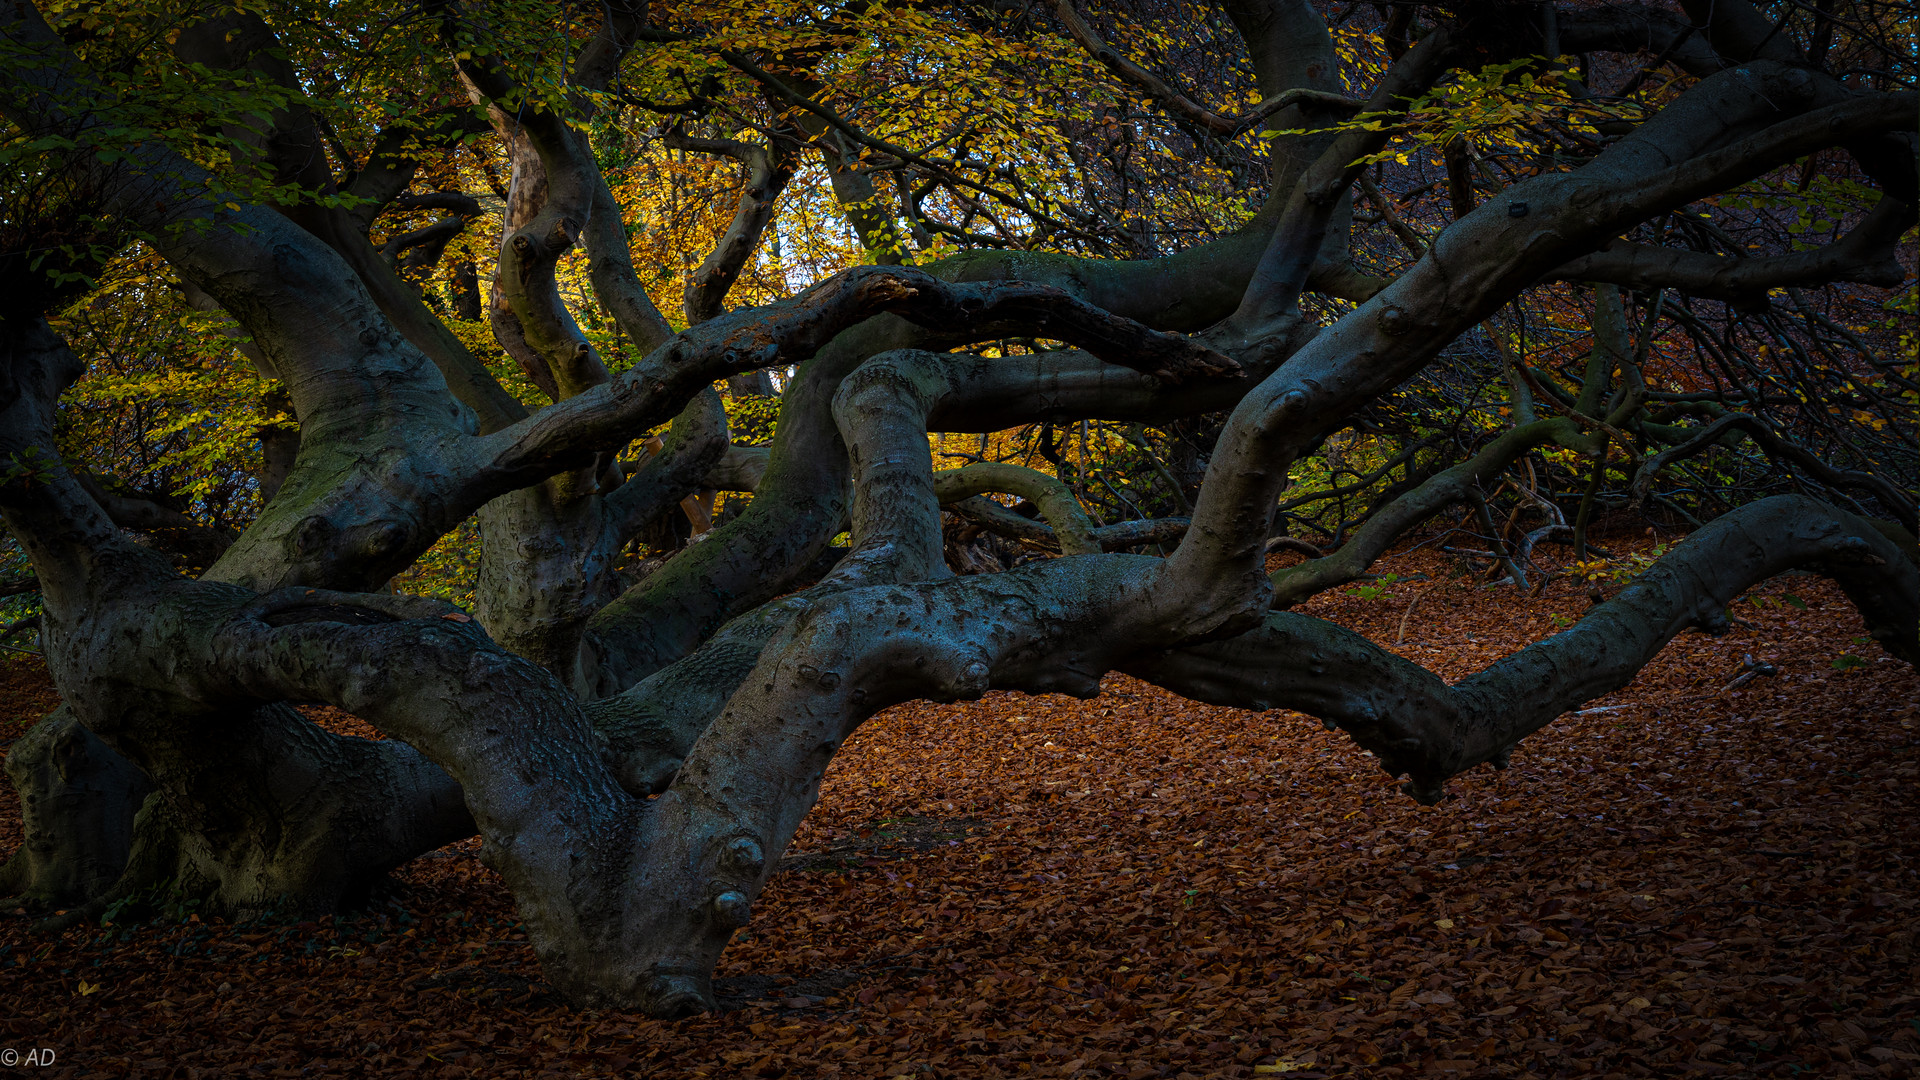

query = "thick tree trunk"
[
  {"left": 475, "top": 391, "right": 729, "bottom": 692},
  {"left": 0, "top": 707, "right": 150, "bottom": 911},
  {"left": 0, "top": 317, "right": 476, "bottom": 923}
]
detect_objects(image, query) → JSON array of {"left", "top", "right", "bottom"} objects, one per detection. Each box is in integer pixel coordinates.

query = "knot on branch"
[
  {"left": 1377, "top": 305, "right": 1415, "bottom": 336},
  {"left": 709, "top": 890, "right": 752, "bottom": 929},
  {"left": 1815, "top": 536, "right": 1887, "bottom": 566},
  {"left": 721, "top": 835, "right": 766, "bottom": 878},
  {"left": 1259, "top": 387, "right": 1312, "bottom": 429},
  {"left": 848, "top": 266, "right": 925, "bottom": 306},
  {"left": 928, "top": 655, "right": 992, "bottom": 701}
]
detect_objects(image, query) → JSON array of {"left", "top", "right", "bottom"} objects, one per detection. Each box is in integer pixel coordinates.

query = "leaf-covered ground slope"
[{"left": 3, "top": 535, "right": 1917, "bottom": 1078}]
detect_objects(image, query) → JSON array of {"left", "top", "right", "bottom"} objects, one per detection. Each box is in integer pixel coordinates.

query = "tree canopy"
[{"left": 0, "top": 0, "right": 1914, "bottom": 1014}]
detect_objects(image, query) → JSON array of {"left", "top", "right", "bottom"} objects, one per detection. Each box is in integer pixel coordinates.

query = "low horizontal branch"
[
  {"left": 1553, "top": 197, "right": 1913, "bottom": 303},
  {"left": 473, "top": 265, "right": 1240, "bottom": 486},
  {"left": 1126, "top": 496, "right": 1917, "bottom": 804},
  {"left": 946, "top": 496, "right": 1190, "bottom": 553}
]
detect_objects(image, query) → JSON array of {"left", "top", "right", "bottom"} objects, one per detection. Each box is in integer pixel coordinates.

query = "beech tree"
[{"left": 1, "top": 0, "right": 1914, "bottom": 1014}]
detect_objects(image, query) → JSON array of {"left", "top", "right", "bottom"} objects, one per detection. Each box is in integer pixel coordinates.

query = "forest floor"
[{"left": 2, "top": 530, "right": 1917, "bottom": 1079}]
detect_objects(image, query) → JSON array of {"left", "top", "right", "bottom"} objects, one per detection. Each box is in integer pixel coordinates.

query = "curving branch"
[
  {"left": 932, "top": 464, "right": 1101, "bottom": 557},
  {"left": 824, "top": 332, "right": 1223, "bottom": 589},
  {"left": 602, "top": 389, "right": 732, "bottom": 543},
  {"left": 0, "top": 319, "right": 474, "bottom": 921},
  {"left": 1557, "top": 5, "right": 1731, "bottom": 81},
  {"left": 10, "top": 0, "right": 1916, "bottom": 1020},
  {"left": 379, "top": 191, "right": 484, "bottom": 276},
  {"left": 1050, "top": 0, "right": 1362, "bottom": 137},
  {"left": 947, "top": 496, "right": 1188, "bottom": 553},
  {"left": 1268, "top": 418, "right": 1597, "bottom": 607},
  {"left": 170, "top": 9, "right": 525, "bottom": 434},
  {"left": 668, "top": 129, "right": 797, "bottom": 325},
  {"left": 571, "top": 495, "right": 1913, "bottom": 1013},
  {"left": 477, "top": 111, "right": 610, "bottom": 400},
  {"left": 576, "top": 145, "right": 1354, "bottom": 673},
  {"left": 1553, "top": 196, "right": 1914, "bottom": 305},
  {"left": 1675, "top": 0, "right": 1917, "bottom": 200},
  {"left": 470, "top": 265, "right": 1239, "bottom": 488},
  {"left": 1676, "top": 0, "right": 1808, "bottom": 66},
  {"left": 1234, "top": 26, "right": 1461, "bottom": 322},
  {"left": 824, "top": 350, "right": 953, "bottom": 588},
  {"left": 0, "top": 3, "right": 544, "bottom": 596},
  {"left": 577, "top": 236, "right": 1268, "bottom": 695},
  {"left": 206, "top": 595, "right": 636, "bottom": 1005},
  {"left": 450, "top": 11, "right": 675, "bottom": 372},
  {"left": 1128, "top": 495, "right": 1918, "bottom": 804},
  {"left": 1633, "top": 412, "right": 1917, "bottom": 530},
  {"left": 578, "top": 225, "right": 1284, "bottom": 693},
  {"left": 343, "top": 111, "right": 494, "bottom": 230},
  {"left": 72, "top": 473, "right": 238, "bottom": 570},
  {"left": 1156, "top": 66, "right": 1918, "bottom": 628},
  {"left": 818, "top": 130, "right": 911, "bottom": 265},
  {"left": 595, "top": 551, "right": 1190, "bottom": 1012}
]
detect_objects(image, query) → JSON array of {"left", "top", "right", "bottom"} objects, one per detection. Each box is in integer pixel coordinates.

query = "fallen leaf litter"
[{"left": 2, "top": 536, "right": 1915, "bottom": 1078}]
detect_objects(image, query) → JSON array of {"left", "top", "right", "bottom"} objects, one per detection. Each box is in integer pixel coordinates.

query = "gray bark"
[
  {"left": 0, "top": 707, "right": 150, "bottom": 910},
  {"left": 2, "top": 0, "right": 1913, "bottom": 1019},
  {"left": 0, "top": 317, "right": 475, "bottom": 920},
  {"left": 1128, "top": 496, "right": 1918, "bottom": 804},
  {"left": 477, "top": 390, "right": 729, "bottom": 691}
]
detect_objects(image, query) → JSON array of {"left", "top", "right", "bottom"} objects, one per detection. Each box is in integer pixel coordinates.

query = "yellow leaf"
[
  {"left": 1254, "top": 1064, "right": 1305, "bottom": 1075},
  {"left": 1435, "top": 918, "right": 1454, "bottom": 929},
  {"left": 77, "top": 980, "right": 101, "bottom": 996}
]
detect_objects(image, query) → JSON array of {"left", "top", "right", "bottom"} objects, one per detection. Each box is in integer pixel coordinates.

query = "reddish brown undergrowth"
[{"left": 3, "top": 533, "right": 1916, "bottom": 1078}]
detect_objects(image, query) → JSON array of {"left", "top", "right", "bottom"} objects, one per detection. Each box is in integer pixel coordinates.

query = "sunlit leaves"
[
  {"left": 1265, "top": 55, "right": 1643, "bottom": 170},
  {"left": 50, "top": 256, "right": 276, "bottom": 526}
]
